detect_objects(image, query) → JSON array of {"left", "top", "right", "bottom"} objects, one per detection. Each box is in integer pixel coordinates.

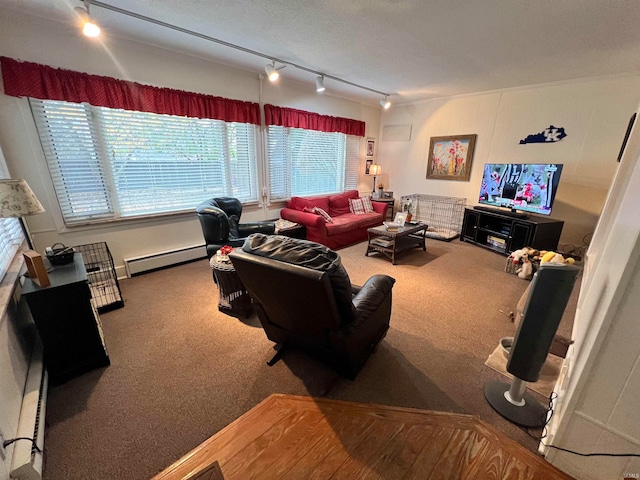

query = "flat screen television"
[{"left": 478, "top": 163, "right": 563, "bottom": 216}]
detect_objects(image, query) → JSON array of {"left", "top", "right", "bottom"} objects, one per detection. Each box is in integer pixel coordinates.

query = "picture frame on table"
[
  {"left": 394, "top": 212, "right": 407, "bottom": 225},
  {"left": 383, "top": 191, "right": 394, "bottom": 198},
  {"left": 426, "top": 134, "right": 477, "bottom": 181},
  {"left": 23, "top": 250, "right": 50, "bottom": 287}
]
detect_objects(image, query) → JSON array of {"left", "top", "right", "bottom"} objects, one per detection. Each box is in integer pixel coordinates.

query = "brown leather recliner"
[{"left": 229, "top": 234, "right": 395, "bottom": 379}]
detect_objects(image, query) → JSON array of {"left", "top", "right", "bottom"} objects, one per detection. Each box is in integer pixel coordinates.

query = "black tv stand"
[
  {"left": 462, "top": 208, "right": 563, "bottom": 255},
  {"left": 473, "top": 205, "right": 529, "bottom": 219}
]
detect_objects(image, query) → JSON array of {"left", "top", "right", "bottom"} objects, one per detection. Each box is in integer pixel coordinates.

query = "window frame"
[
  {"left": 266, "top": 125, "right": 360, "bottom": 202},
  {"left": 30, "top": 99, "right": 261, "bottom": 226}
]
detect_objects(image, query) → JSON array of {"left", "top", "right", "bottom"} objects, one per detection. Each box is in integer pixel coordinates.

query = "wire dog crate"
[
  {"left": 74, "top": 242, "right": 124, "bottom": 313},
  {"left": 400, "top": 194, "right": 467, "bottom": 241}
]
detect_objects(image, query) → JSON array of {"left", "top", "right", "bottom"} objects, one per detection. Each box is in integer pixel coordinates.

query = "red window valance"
[
  {"left": 0, "top": 56, "right": 260, "bottom": 125},
  {"left": 264, "top": 104, "right": 365, "bottom": 137}
]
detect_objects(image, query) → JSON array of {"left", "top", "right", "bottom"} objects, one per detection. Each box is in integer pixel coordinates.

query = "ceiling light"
[
  {"left": 83, "top": 20, "right": 101, "bottom": 37},
  {"left": 74, "top": 1, "right": 100, "bottom": 38},
  {"left": 75, "top": 2, "right": 395, "bottom": 103},
  {"left": 315, "top": 75, "right": 325, "bottom": 93},
  {"left": 265, "top": 62, "right": 279, "bottom": 82},
  {"left": 380, "top": 96, "right": 391, "bottom": 109}
]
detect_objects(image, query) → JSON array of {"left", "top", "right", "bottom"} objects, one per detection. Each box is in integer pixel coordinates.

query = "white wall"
[
  {"left": 378, "top": 76, "right": 640, "bottom": 247},
  {"left": 544, "top": 103, "right": 640, "bottom": 479},
  {"left": 0, "top": 10, "right": 381, "bottom": 276}
]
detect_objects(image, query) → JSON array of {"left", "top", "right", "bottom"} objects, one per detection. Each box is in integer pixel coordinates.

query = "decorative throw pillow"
[
  {"left": 302, "top": 206, "right": 333, "bottom": 223},
  {"left": 348, "top": 196, "right": 375, "bottom": 215},
  {"left": 312, "top": 207, "right": 333, "bottom": 223}
]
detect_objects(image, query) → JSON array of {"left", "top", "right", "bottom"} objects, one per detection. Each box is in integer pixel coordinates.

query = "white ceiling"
[{"left": 2, "top": 0, "right": 640, "bottom": 106}]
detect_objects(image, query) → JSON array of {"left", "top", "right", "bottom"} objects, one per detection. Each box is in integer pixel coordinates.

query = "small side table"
[
  {"left": 210, "top": 253, "right": 253, "bottom": 318},
  {"left": 372, "top": 197, "right": 396, "bottom": 220},
  {"left": 274, "top": 219, "right": 307, "bottom": 239}
]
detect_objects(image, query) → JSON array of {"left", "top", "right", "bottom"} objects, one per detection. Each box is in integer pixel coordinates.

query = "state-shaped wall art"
[{"left": 520, "top": 125, "right": 567, "bottom": 144}]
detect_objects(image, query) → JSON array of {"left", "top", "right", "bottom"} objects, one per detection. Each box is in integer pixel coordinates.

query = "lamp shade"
[
  {"left": 370, "top": 164, "right": 382, "bottom": 176},
  {"left": 0, "top": 179, "right": 45, "bottom": 218}
]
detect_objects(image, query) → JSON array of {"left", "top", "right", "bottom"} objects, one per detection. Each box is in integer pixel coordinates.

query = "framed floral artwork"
[{"left": 426, "top": 134, "right": 477, "bottom": 181}]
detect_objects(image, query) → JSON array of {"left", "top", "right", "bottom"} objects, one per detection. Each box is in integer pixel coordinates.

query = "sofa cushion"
[
  {"left": 328, "top": 190, "right": 359, "bottom": 217},
  {"left": 289, "top": 196, "right": 330, "bottom": 213},
  {"left": 355, "top": 212, "right": 384, "bottom": 228},
  {"left": 325, "top": 216, "right": 360, "bottom": 236},
  {"left": 349, "top": 196, "right": 374, "bottom": 214},
  {"left": 242, "top": 234, "right": 356, "bottom": 323}
]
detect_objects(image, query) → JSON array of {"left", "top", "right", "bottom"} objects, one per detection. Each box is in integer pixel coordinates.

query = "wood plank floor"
[{"left": 151, "top": 394, "right": 574, "bottom": 480}]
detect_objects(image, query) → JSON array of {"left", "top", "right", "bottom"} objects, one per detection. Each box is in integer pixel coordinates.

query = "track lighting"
[
  {"left": 265, "top": 62, "right": 280, "bottom": 82},
  {"left": 75, "top": 0, "right": 100, "bottom": 37},
  {"left": 77, "top": 2, "right": 393, "bottom": 103}
]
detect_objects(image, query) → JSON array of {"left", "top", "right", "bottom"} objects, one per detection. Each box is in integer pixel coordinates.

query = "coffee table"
[{"left": 366, "top": 222, "right": 428, "bottom": 264}]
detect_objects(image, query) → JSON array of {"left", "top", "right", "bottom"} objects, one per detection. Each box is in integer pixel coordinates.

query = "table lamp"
[
  {"left": 370, "top": 163, "right": 381, "bottom": 195},
  {"left": 0, "top": 178, "right": 45, "bottom": 250}
]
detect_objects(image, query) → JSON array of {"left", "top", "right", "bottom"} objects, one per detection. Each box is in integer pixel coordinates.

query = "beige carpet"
[
  {"left": 485, "top": 344, "right": 563, "bottom": 398},
  {"left": 40, "top": 238, "right": 580, "bottom": 480}
]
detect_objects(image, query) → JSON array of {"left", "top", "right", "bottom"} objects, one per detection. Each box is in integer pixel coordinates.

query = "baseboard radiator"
[
  {"left": 124, "top": 244, "right": 206, "bottom": 277},
  {"left": 10, "top": 341, "right": 47, "bottom": 480}
]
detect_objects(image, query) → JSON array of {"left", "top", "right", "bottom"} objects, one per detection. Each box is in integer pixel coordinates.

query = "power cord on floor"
[
  {"left": 2, "top": 436, "right": 43, "bottom": 454},
  {"left": 522, "top": 391, "right": 640, "bottom": 458}
]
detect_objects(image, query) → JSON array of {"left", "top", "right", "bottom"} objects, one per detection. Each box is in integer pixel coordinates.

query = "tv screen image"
[{"left": 478, "top": 163, "right": 563, "bottom": 216}]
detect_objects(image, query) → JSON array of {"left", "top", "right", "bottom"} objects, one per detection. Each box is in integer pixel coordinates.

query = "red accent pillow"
[{"left": 328, "top": 190, "right": 359, "bottom": 216}]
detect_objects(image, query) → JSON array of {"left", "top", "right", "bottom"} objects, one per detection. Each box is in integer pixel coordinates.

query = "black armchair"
[
  {"left": 196, "top": 197, "right": 276, "bottom": 259},
  {"left": 229, "top": 234, "right": 395, "bottom": 379}
]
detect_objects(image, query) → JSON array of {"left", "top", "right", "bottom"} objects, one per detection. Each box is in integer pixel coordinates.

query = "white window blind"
[
  {"left": 31, "top": 99, "right": 259, "bottom": 224},
  {"left": 0, "top": 218, "right": 23, "bottom": 280},
  {"left": 267, "top": 126, "right": 360, "bottom": 201}
]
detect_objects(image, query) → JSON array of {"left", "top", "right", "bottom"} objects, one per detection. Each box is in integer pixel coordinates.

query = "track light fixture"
[
  {"left": 380, "top": 96, "right": 391, "bottom": 109},
  {"left": 75, "top": 0, "right": 101, "bottom": 37},
  {"left": 84, "top": 1, "right": 392, "bottom": 102},
  {"left": 315, "top": 75, "right": 325, "bottom": 93},
  {"left": 265, "top": 62, "right": 280, "bottom": 82}
]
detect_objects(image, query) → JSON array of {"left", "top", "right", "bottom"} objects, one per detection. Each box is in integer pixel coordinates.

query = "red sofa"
[{"left": 280, "top": 190, "right": 388, "bottom": 249}]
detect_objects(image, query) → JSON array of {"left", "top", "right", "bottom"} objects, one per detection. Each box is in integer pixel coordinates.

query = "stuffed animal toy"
[
  {"left": 510, "top": 249, "right": 525, "bottom": 264},
  {"left": 540, "top": 251, "right": 576, "bottom": 265},
  {"left": 517, "top": 253, "right": 534, "bottom": 279},
  {"left": 511, "top": 247, "right": 540, "bottom": 263}
]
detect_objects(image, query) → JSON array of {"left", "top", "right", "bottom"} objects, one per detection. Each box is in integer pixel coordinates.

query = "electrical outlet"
[{"left": 0, "top": 430, "right": 6, "bottom": 461}]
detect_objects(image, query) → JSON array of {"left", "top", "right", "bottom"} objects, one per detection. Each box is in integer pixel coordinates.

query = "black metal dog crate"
[{"left": 74, "top": 242, "right": 124, "bottom": 313}]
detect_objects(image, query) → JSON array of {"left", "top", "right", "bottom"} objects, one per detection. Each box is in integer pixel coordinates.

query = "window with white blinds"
[
  {"left": 30, "top": 99, "right": 259, "bottom": 225},
  {"left": 267, "top": 126, "right": 360, "bottom": 201}
]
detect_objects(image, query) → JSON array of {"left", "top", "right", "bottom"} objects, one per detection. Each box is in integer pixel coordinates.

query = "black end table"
[{"left": 22, "top": 254, "right": 110, "bottom": 384}]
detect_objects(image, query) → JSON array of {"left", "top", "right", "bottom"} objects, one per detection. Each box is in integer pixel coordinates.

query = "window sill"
[{"left": 0, "top": 250, "right": 27, "bottom": 320}]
